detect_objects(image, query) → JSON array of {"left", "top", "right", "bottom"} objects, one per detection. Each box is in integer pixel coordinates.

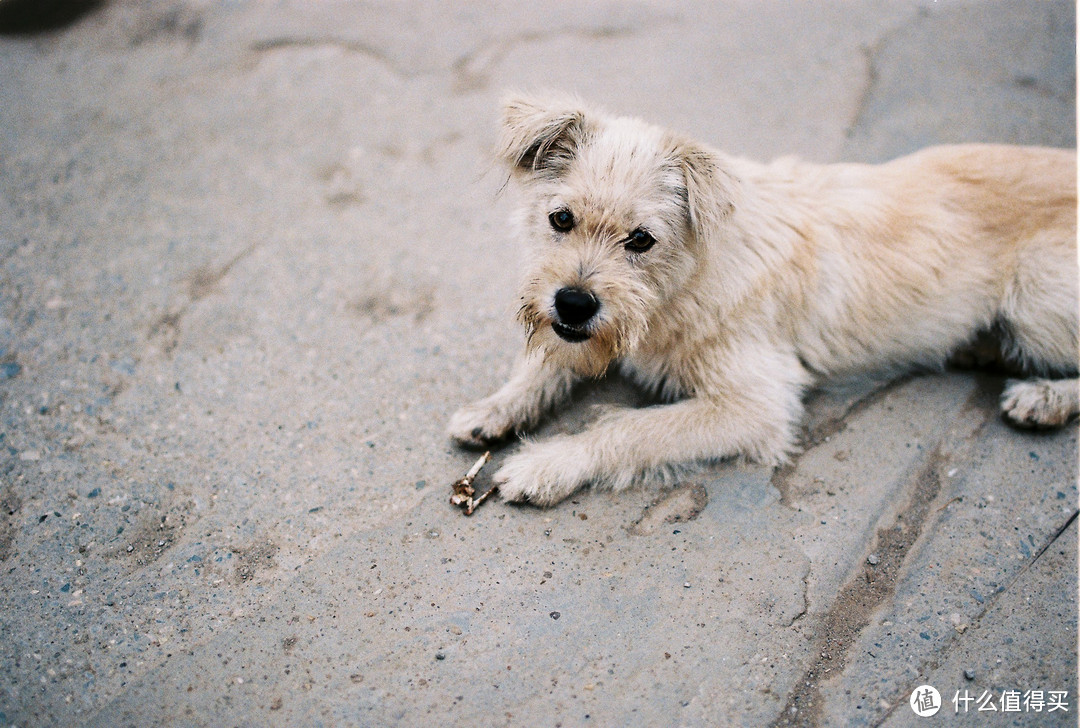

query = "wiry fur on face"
[{"left": 499, "top": 95, "right": 737, "bottom": 377}]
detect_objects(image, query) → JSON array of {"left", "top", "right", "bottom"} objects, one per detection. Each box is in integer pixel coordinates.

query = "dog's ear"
[
  {"left": 671, "top": 139, "right": 741, "bottom": 241},
  {"left": 497, "top": 94, "right": 590, "bottom": 174}
]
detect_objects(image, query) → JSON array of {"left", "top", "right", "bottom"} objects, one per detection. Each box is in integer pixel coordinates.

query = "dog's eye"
[
  {"left": 549, "top": 209, "right": 575, "bottom": 232},
  {"left": 624, "top": 228, "right": 656, "bottom": 253}
]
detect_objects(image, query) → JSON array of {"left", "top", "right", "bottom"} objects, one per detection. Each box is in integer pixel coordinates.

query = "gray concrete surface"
[{"left": 0, "top": 1, "right": 1075, "bottom": 726}]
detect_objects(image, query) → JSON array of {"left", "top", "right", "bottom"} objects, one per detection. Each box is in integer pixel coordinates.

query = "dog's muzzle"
[{"left": 552, "top": 287, "right": 598, "bottom": 342}]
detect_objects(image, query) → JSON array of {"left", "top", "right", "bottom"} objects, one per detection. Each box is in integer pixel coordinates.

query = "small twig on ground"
[
  {"left": 466, "top": 481, "right": 499, "bottom": 515},
  {"left": 450, "top": 451, "right": 495, "bottom": 515}
]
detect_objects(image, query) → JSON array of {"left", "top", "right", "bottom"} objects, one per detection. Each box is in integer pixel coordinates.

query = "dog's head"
[{"left": 497, "top": 93, "right": 741, "bottom": 376}]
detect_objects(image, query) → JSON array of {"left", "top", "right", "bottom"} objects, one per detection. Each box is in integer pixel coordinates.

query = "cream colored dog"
[{"left": 448, "top": 94, "right": 1079, "bottom": 506}]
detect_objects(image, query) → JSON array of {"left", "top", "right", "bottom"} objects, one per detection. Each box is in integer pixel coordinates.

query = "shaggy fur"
[{"left": 448, "top": 94, "right": 1079, "bottom": 506}]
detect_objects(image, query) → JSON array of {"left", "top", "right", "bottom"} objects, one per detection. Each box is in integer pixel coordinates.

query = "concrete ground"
[{"left": 0, "top": 1, "right": 1076, "bottom": 726}]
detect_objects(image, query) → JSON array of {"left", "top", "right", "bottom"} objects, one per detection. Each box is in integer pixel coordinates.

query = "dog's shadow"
[
  {"left": 514, "top": 366, "right": 1019, "bottom": 451},
  {"left": 529, "top": 371, "right": 661, "bottom": 441},
  {"left": 493, "top": 368, "right": 1030, "bottom": 515}
]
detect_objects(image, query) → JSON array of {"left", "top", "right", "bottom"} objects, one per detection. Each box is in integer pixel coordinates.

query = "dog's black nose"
[{"left": 554, "top": 288, "right": 599, "bottom": 326}]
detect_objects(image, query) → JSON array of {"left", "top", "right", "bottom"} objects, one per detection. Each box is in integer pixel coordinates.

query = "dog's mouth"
[{"left": 551, "top": 321, "right": 591, "bottom": 342}]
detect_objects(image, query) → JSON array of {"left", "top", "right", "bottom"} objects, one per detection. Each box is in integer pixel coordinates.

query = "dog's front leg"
[
  {"left": 495, "top": 388, "right": 802, "bottom": 506},
  {"left": 448, "top": 351, "right": 578, "bottom": 448}
]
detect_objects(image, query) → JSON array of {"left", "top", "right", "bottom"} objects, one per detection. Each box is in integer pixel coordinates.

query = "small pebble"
[
  {"left": 435, "top": 652, "right": 446, "bottom": 661},
  {"left": 125, "top": 545, "right": 134, "bottom": 553},
  {"left": 0, "top": 362, "right": 21, "bottom": 380},
  {"left": 964, "top": 669, "right": 975, "bottom": 681},
  {"left": 867, "top": 554, "right": 879, "bottom": 565},
  {"left": 683, "top": 582, "right": 691, "bottom": 588},
  {"left": 549, "top": 611, "right": 561, "bottom": 620}
]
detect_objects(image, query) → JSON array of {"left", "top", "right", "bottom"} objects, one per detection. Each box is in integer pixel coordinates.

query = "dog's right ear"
[
  {"left": 669, "top": 137, "right": 742, "bottom": 244},
  {"left": 497, "top": 94, "right": 589, "bottom": 174}
]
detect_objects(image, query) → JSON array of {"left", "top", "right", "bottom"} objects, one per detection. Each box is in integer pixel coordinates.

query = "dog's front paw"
[
  {"left": 448, "top": 397, "right": 520, "bottom": 448},
  {"left": 494, "top": 438, "right": 590, "bottom": 507}
]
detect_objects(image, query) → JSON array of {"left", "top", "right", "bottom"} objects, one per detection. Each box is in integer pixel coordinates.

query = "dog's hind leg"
[
  {"left": 994, "top": 228, "right": 1078, "bottom": 428},
  {"left": 1001, "top": 378, "right": 1079, "bottom": 428}
]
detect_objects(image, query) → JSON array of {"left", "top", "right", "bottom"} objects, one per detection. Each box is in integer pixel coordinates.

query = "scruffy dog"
[{"left": 448, "top": 94, "right": 1079, "bottom": 506}]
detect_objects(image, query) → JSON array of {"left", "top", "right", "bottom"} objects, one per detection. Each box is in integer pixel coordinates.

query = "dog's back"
[
  {"left": 747, "top": 144, "right": 1078, "bottom": 379},
  {"left": 901, "top": 144, "right": 1075, "bottom": 251}
]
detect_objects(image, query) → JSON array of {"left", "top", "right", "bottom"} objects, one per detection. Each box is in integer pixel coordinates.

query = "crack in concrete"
[
  {"left": 845, "top": 42, "right": 880, "bottom": 140},
  {"left": 773, "top": 376, "right": 910, "bottom": 508},
  {"left": 872, "top": 509, "right": 1079, "bottom": 726},
  {"left": 186, "top": 243, "right": 256, "bottom": 303},
  {"left": 804, "top": 376, "right": 912, "bottom": 450},
  {"left": 451, "top": 32, "right": 540, "bottom": 95},
  {"left": 771, "top": 386, "right": 995, "bottom": 728},
  {"left": 1029, "top": 508, "right": 1079, "bottom": 565},
  {"left": 249, "top": 37, "right": 416, "bottom": 79},
  {"left": 450, "top": 25, "right": 635, "bottom": 95},
  {"left": 788, "top": 562, "right": 811, "bottom": 627},
  {"left": 1010, "top": 73, "right": 1073, "bottom": 104},
  {"left": 842, "top": 38, "right": 885, "bottom": 140},
  {"left": 843, "top": 9, "right": 928, "bottom": 142},
  {"left": 148, "top": 242, "right": 257, "bottom": 356},
  {"left": 250, "top": 23, "right": 640, "bottom": 92}
]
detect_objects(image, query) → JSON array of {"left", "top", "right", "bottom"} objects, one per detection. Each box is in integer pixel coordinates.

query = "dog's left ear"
[
  {"left": 497, "top": 93, "right": 591, "bottom": 175},
  {"left": 670, "top": 138, "right": 742, "bottom": 242}
]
